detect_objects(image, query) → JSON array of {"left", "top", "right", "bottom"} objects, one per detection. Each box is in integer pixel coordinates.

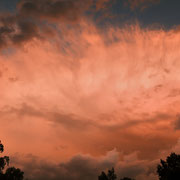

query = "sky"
[{"left": 1, "top": 0, "right": 180, "bottom": 179}]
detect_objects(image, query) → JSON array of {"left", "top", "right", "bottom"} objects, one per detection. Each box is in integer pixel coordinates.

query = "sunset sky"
[{"left": 1, "top": 0, "right": 180, "bottom": 179}]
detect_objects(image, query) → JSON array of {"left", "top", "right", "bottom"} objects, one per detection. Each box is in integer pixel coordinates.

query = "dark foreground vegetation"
[
  {"left": 0, "top": 141, "right": 24, "bottom": 180},
  {"left": 98, "top": 152, "right": 180, "bottom": 180},
  {"left": 1, "top": 141, "right": 180, "bottom": 180}
]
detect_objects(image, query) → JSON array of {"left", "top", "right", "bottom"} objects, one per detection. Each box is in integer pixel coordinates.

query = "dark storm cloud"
[
  {"left": 0, "top": 15, "right": 15, "bottom": 48},
  {"left": 17, "top": 0, "right": 89, "bottom": 22},
  {"left": 11, "top": 151, "right": 118, "bottom": 180},
  {"left": 10, "top": 151, "right": 158, "bottom": 180},
  {"left": 0, "top": 0, "right": 94, "bottom": 49},
  {"left": 0, "top": 14, "right": 40, "bottom": 48},
  {"left": 1, "top": 0, "right": 179, "bottom": 50},
  {"left": 11, "top": 20, "right": 39, "bottom": 44}
]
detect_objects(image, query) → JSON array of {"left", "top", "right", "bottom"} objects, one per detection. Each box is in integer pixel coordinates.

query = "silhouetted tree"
[
  {"left": 5, "top": 167, "right": 24, "bottom": 180},
  {"left": 0, "top": 142, "right": 4, "bottom": 153},
  {"left": 0, "top": 141, "right": 9, "bottom": 176},
  {"left": 120, "top": 177, "right": 135, "bottom": 180},
  {"left": 98, "top": 168, "right": 117, "bottom": 180},
  {"left": 98, "top": 168, "right": 135, "bottom": 180},
  {"left": 99, "top": 171, "right": 108, "bottom": 180},
  {"left": 0, "top": 141, "right": 24, "bottom": 180},
  {"left": 157, "top": 152, "right": 180, "bottom": 180}
]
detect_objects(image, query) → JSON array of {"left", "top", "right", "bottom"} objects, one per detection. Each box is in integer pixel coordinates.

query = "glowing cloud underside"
[{"left": 1, "top": 21, "right": 180, "bottom": 179}]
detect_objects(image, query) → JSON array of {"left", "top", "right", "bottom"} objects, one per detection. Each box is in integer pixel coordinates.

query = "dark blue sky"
[
  {"left": 0, "top": 0, "right": 19, "bottom": 12},
  {"left": 95, "top": 0, "right": 180, "bottom": 29},
  {"left": 1, "top": 0, "right": 180, "bottom": 29}
]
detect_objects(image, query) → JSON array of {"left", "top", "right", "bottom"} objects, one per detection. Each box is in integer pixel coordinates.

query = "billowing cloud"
[
  {"left": 1, "top": 12, "right": 180, "bottom": 179},
  {"left": 0, "top": 0, "right": 93, "bottom": 49},
  {"left": 9, "top": 149, "right": 118, "bottom": 180},
  {"left": 9, "top": 149, "right": 159, "bottom": 180},
  {"left": 0, "top": 13, "right": 42, "bottom": 48},
  {"left": 17, "top": 0, "right": 90, "bottom": 22}
]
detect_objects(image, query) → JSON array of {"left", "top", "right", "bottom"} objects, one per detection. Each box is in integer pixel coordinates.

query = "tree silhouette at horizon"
[
  {"left": 157, "top": 152, "right": 180, "bottom": 180},
  {"left": 98, "top": 167, "right": 135, "bottom": 180},
  {"left": 2, "top": 140, "right": 180, "bottom": 180},
  {"left": 120, "top": 177, "right": 135, "bottom": 180},
  {"left": 0, "top": 140, "right": 24, "bottom": 180}
]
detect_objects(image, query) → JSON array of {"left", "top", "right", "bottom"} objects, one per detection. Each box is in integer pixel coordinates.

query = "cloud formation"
[
  {"left": 125, "top": 0, "right": 160, "bottom": 10},
  {"left": 17, "top": 0, "right": 89, "bottom": 22},
  {"left": 0, "top": 0, "right": 162, "bottom": 49},
  {"left": 0, "top": 13, "right": 41, "bottom": 48},
  {"left": 0, "top": 0, "right": 94, "bottom": 49},
  {"left": 10, "top": 149, "right": 118, "bottom": 180},
  {"left": 1, "top": 12, "right": 180, "bottom": 179},
  {"left": 10, "top": 149, "right": 159, "bottom": 180}
]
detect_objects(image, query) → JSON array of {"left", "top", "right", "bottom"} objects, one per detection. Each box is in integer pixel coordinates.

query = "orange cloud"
[{"left": 1, "top": 21, "right": 180, "bottom": 179}]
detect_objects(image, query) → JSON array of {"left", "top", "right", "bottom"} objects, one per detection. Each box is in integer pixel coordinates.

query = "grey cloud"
[
  {"left": 0, "top": 103, "right": 173, "bottom": 132},
  {"left": 51, "top": 112, "right": 94, "bottom": 130},
  {"left": 174, "top": 115, "right": 180, "bottom": 130},
  {"left": 11, "top": 151, "right": 118, "bottom": 180},
  {"left": 0, "top": 103, "right": 95, "bottom": 131},
  {"left": 12, "top": 20, "right": 39, "bottom": 44},
  {"left": 0, "top": 103, "right": 44, "bottom": 117},
  {"left": 118, "top": 164, "right": 145, "bottom": 179},
  {"left": 0, "top": 0, "right": 116, "bottom": 50},
  {"left": 0, "top": 21, "right": 14, "bottom": 48},
  {"left": 18, "top": 0, "right": 88, "bottom": 22},
  {"left": 100, "top": 112, "right": 172, "bottom": 131},
  {"left": 0, "top": 0, "right": 93, "bottom": 49},
  {"left": 10, "top": 150, "right": 158, "bottom": 180},
  {"left": 1, "top": 103, "right": 177, "bottom": 161},
  {"left": 0, "top": 14, "right": 40, "bottom": 48}
]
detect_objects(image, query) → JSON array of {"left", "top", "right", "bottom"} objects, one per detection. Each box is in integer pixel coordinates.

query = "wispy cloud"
[{"left": 1, "top": 4, "right": 180, "bottom": 178}]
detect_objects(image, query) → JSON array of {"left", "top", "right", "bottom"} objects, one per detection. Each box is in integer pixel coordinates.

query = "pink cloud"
[{"left": 1, "top": 21, "right": 180, "bottom": 178}]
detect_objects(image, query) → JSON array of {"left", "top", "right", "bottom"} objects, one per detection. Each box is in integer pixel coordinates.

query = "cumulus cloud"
[
  {"left": 10, "top": 150, "right": 159, "bottom": 180},
  {"left": 10, "top": 149, "right": 118, "bottom": 180}
]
